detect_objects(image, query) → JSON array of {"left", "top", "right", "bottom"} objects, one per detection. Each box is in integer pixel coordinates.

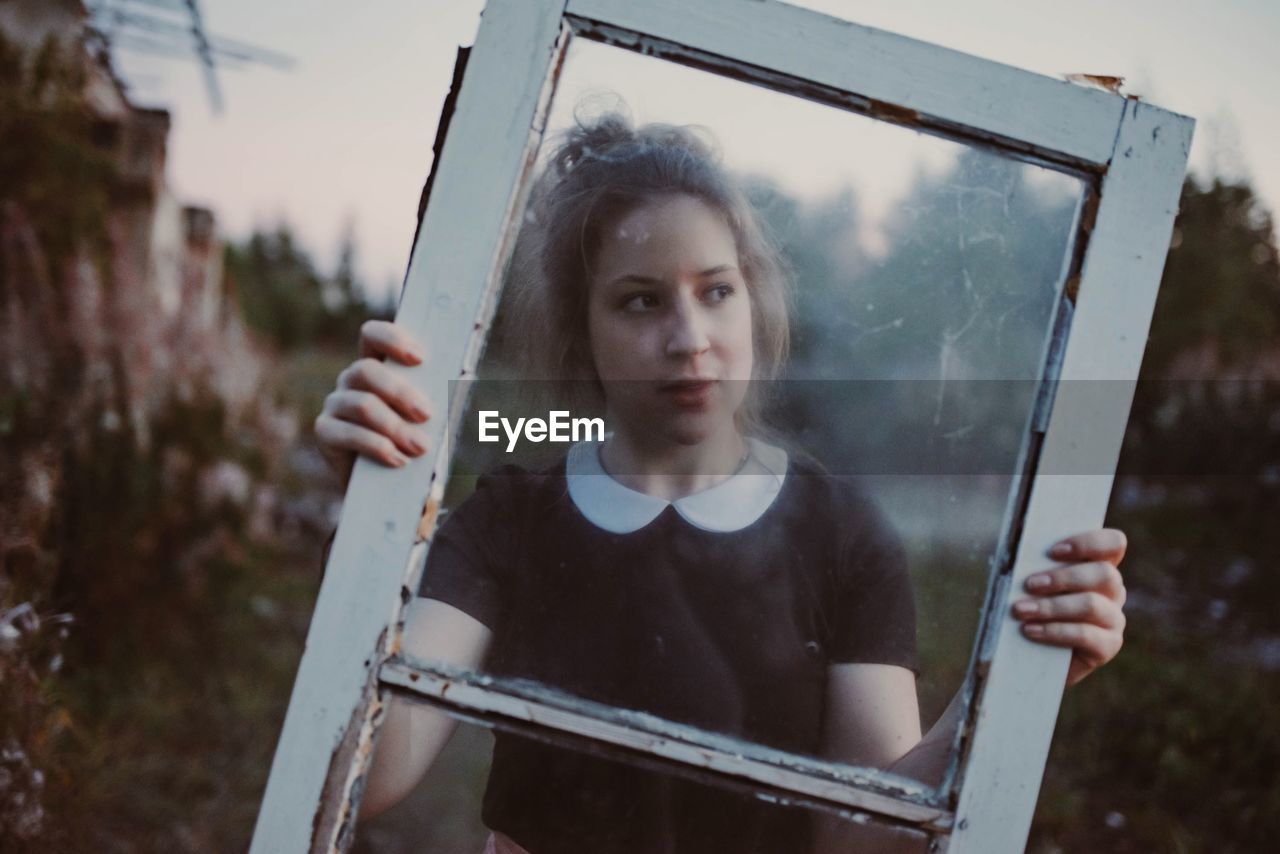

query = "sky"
[{"left": 106, "top": 0, "right": 1280, "bottom": 300}]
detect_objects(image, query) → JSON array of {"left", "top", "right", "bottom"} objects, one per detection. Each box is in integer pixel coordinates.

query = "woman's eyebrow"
[
  {"left": 606, "top": 265, "right": 739, "bottom": 288},
  {"left": 698, "top": 264, "right": 738, "bottom": 277},
  {"left": 607, "top": 273, "right": 668, "bottom": 288}
]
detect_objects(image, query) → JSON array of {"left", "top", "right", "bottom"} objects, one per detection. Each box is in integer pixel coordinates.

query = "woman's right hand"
[{"left": 314, "top": 320, "right": 434, "bottom": 480}]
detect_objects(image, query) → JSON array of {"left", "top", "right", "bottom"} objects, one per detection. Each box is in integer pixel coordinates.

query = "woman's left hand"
[{"left": 1010, "top": 528, "right": 1128, "bottom": 687}]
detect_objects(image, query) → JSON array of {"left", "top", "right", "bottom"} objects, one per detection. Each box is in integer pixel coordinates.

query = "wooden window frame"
[{"left": 250, "top": 1, "right": 1193, "bottom": 851}]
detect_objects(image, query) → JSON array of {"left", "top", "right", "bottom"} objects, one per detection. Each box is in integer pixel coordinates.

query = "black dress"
[{"left": 418, "top": 443, "right": 917, "bottom": 854}]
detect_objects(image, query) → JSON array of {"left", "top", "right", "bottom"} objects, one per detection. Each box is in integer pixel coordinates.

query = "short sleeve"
[
  {"left": 416, "top": 467, "right": 523, "bottom": 630},
  {"left": 827, "top": 488, "right": 919, "bottom": 675}
]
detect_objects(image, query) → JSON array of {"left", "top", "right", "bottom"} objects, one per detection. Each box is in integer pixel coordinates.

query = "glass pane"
[{"left": 401, "top": 35, "right": 1084, "bottom": 845}]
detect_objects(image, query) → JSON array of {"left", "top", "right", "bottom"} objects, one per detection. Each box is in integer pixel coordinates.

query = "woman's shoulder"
[
  {"left": 477, "top": 456, "right": 568, "bottom": 483},
  {"left": 776, "top": 452, "right": 899, "bottom": 543},
  {"left": 458, "top": 456, "right": 571, "bottom": 512},
  {"left": 781, "top": 452, "right": 875, "bottom": 504}
]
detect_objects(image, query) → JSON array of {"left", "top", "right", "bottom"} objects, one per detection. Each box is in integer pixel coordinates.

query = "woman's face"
[{"left": 587, "top": 193, "right": 754, "bottom": 447}]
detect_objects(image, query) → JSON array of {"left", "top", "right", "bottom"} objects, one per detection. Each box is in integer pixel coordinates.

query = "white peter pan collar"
[{"left": 566, "top": 438, "right": 789, "bottom": 534}]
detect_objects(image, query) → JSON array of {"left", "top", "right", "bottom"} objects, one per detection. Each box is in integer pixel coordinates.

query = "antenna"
[
  {"left": 183, "top": 0, "right": 221, "bottom": 111},
  {"left": 86, "top": 0, "right": 294, "bottom": 112}
]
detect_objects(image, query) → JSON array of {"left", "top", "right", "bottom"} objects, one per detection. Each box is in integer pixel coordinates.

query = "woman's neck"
[{"left": 598, "top": 423, "right": 749, "bottom": 501}]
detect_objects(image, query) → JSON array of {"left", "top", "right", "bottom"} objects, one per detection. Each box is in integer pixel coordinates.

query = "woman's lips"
[{"left": 659, "top": 379, "right": 716, "bottom": 409}]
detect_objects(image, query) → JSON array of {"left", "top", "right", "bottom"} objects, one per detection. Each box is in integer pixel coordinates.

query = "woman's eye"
[
  {"left": 705, "top": 283, "right": 736, "bottom": 303},
  {"left": 622, "top": 293, "right": 660, "bottom": 312}
]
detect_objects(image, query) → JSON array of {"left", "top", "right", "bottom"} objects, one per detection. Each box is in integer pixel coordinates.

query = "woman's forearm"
[
  {"left": 811, "top": 690, "right": 966, "bottom": 853},
  {"left": 359, "top": 695, "right": 459, "bottom": 819},
  {"left": 358, "top": 599, "right": 493, "bottom": 819},
  {"left": 885, "top": 689, "right": 965, "bottom": 787}
]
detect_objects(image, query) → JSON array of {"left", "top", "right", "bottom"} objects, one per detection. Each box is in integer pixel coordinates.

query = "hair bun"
[
  {"left": 552, "top": 111, "right": 636, "bottom": 176},
  {"left": 550, "top": 111, "right": 722, "bottom": 182}
]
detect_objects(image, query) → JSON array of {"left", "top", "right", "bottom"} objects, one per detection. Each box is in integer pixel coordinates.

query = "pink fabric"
[{"left": 483, "top": 830, "right": 533, "bottom": 854}]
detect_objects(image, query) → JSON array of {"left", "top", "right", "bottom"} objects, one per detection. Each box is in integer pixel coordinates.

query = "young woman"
[{"left": 314, "top": 114, "right": 1128, "bottom": 853}]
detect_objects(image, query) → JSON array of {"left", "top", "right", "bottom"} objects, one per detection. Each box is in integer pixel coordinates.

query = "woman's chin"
[
  {"left": 610, "top": 400, "right": 737, "bottom": 451},
  {"left": 657, "top": 412, "right": 733, "bottom": 448}
]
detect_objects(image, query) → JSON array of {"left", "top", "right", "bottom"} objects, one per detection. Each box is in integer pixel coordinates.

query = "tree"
[{"left": 225, "top": 224, "right": 387, "bottom": 352}]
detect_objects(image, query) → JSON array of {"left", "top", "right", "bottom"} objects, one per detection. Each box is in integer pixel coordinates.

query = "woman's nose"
[{"left": 665, "top": 299, "right": 711, "bottom": 358}]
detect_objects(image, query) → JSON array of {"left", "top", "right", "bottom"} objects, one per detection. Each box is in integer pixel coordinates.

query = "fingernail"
[
  {"left": 1026, "top": 574, "right": 1051, "bottom": 590},
  {"left": 389, "top": 452, "right": 409, "bottom": 468},
  {"left": 406, "top": 345, "right": 426, "bottom": 364},
  {"left": 1050, "top": 542, "right": 1074, "bottom": 559},
  {"left": 1023, "top": 623, "right": 1045, "bottom": 637},
  {"left": 1013, "top": 600, "right": 1039, "bottom": 616},
  {"left": 406, "top": 433, "right": 428, "bottom": 455},
  {"left": 411, "top": 405, "right": 431, "bottom": 423}
]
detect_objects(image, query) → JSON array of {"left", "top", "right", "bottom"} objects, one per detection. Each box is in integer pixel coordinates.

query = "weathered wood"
[
  {"left": 945, "top": 99, "right": 1193, "bottom": 853},
  {"left": 380, "top": 657, "right": 953, "bottom": 830},
  {"left": 566, "top": 0, "right": 1125, "bottom": 168},
  {"left": 249, "top": 2, "right": 570, "bottom": 851}
]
